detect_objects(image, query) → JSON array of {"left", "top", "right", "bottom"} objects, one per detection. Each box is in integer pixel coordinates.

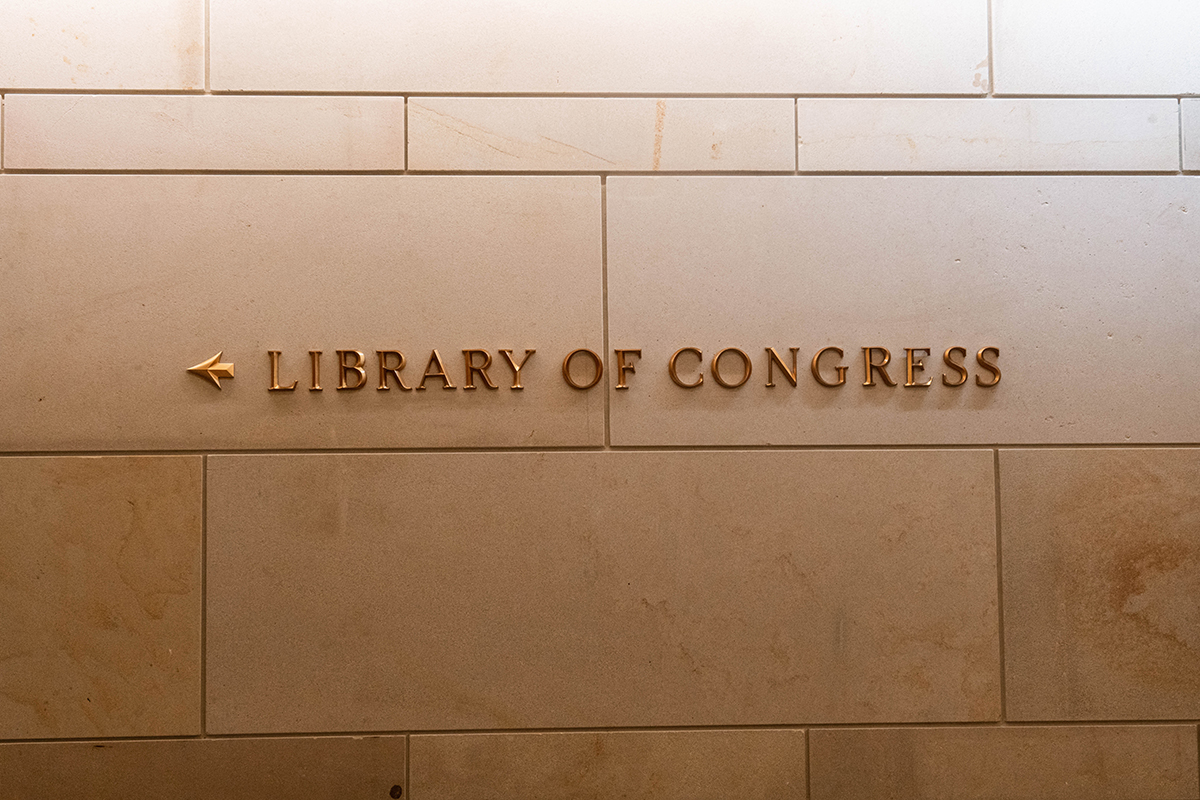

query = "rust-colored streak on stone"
[{"left": 652, "top": 99, "right": 667, "bottom": 170}]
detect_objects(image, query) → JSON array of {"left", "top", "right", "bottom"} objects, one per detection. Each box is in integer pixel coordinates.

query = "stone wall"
[{"left": 2, "top": 2, "right": 1198, "bottom": 797}]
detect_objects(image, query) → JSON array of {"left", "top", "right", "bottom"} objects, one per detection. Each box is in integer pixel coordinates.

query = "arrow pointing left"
[{"left": 187, "top": 352, "right": 235, "bottom": 389}]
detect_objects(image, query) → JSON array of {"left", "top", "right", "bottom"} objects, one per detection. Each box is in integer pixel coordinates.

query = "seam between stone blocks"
[
  {"left": 8, "top": 444, "right": 1200, "bottom": 459},
  {"left": 601, "top": 175, "right": 611, "bottom": 449},
  {"left": 0, "top": 169, "right": 1186, "bottom": 177},
  {"left": 986, "top": 0, "right": 995, "bottom": 97},
  {"left": 0, "top": 89, "right": 1190, "bottom": 99},
  {"left": 794, "top": 97, "right": 799, "bottom": 174},
  {"left": 804, "top": 730, "right": 812, "bottom": 799},
  {"left": 3, "top": 720, "right": 1200, "bottom": 745},
  {"left": 1180, "top": 98, "right": 1186, "bottom": 173},
  {"left": 200, "top": 454, "right": 208, "bottom": 737},
  {"left": 203, "top": 0, "right": 211, "bottom": 93},
  {"left": 994, "top": 448, "right": 1007, "bottom": 722}
]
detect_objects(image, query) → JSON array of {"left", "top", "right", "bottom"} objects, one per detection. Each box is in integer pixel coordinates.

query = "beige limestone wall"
[{"left": 1, "top": 2, "right": 1199, "bottom": 798}]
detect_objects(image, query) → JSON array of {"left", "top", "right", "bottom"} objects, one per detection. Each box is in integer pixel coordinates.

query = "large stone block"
[
  {"left": 606, "top": 176, "right": 1200, "bottom": 446},
  {"left": 1001, "top": 448, "right": 1200, "bottom": 720},
  {"left": 206, "top": 449, "right": 998, "bottom": 733},
  {"left": 210, "top": 0, "right": 988, "bottom": 94},
  {"left": 0, "top": 456, "right": 201, "bottom": 738},
  {"left": 0, "top": 736, "right": 406, "bottom": 800},
  {"left": 809, "top": 725, "right": 1199, "bottom": 799},
  {"left": 0, "top": 176, "right": 603, "bottom": 450}
]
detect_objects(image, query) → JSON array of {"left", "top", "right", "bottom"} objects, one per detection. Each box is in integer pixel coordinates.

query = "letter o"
[
  {"left": 711, "top": 348, "right": 751, "bottom": 388},
  {"left": 562, "top": 348, "right": 603, "bottom": 389}
]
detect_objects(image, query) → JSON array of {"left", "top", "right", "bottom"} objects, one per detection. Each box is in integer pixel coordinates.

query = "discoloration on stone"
[
  {"left": 1002, "top": 448, "right": 1200, "bottom": 720},
  {"left": 0, "top": 736, "right": 406, "bottom": 800},
  {"left": 205, "top": 450, "right": 998, "bottom": 733},
  {"left": 0, "top": 456, "right": 201, "bottom": 739},
  {"left": 411, "top": 729, "right": 805, "bottom": 800},
  {"left": 652, "top": 99, "right": 667, "bottom": 170},
  {"left": 407, "top": 97, "right": 793, "bottom": 172},
  {"left": 810, "top": 725, "right": 1199, "bottom": 800}
]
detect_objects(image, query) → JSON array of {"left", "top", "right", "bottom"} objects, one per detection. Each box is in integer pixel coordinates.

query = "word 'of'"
[{"left": 263, "top": 346, "right": 1001, "bottom": 392}]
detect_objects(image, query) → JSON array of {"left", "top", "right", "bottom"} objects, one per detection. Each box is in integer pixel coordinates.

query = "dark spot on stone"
[{"left": 389, "top": 785, "right": 403, "bottom": 798}]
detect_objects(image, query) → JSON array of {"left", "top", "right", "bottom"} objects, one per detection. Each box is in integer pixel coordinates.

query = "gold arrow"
[{"left": 187, "top": 352, "right": 235, "bottom": 389}]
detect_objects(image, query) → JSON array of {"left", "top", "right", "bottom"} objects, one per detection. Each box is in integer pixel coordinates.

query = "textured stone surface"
[
  {"left": 210, "top": 0, "right": 988, "bottom": 94},
  {"left": 0, "top": 175, "right": 602, "bottom": 450},
  {"left": 0, "top": 0, "right": 203, "bottom": 90},
  {"left": 993, "top": 0, "right": 1200, "bottom": 95},
  {"left": 606, "top": 176, "right": 1200, "bottom": 446},
  {"left": 409, "top": 729, "right": 805, "bottom": 800},
  {"left": 3, "top": 95, "right": 405, "bottom": 171},
  {"left": 796, "top": 99, "right": 1179, "bottom": 172},
  {"left": 408, "top": 97, "right": 794, "bottom": 172},
  {"left": 206, "top": 450, "right": 999, "bottom": 733},
  {"left": 0, "top": 736, "right": 406, "bottom": 800},
  {"left": 1001, "top": 448, "right": 1200, "bottom": 720},
  {"left": 0, "top": 457, "right": 201, "bottom": 739},
  {"left": 809, "top": 725, "right": 1200, "bottom": 800}
]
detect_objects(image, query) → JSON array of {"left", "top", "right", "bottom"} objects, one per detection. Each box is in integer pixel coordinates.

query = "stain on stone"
[
  {"left": 652, "top": 100, "right": 667, "bottom": 170},
  {"left": 1032, "top": 451, "right": 1200, "bottom": 713}
]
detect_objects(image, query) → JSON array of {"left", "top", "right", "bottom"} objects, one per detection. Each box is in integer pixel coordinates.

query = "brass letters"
[
  {"left": 976, "top": 347, "right": 1001, "bottom": 387},
  {"left": 942, "top": 347, "right": 968, "bottom": 387},
  {"left": 268, "top": 350, "right": 298, "bottom": 391},
  {"left": 614, "top": 349, "right": 642, "bottom": 390},
  {"left": 463, "top": 349, "right": 498, "bottom": 390},
  {"left": 862, "top": 347, "right": 896, "bottom": 387},
  {"left": 308, "top": 350, "right": 323, "bottom": 391},
  {"left": 764, "top": 347, "right": 799, "bottom": 388},
  {"left": 376, "top": 350, "right": 411, "bottom": 391},
  {"left": 904, "top": 348, "right": 933, "bottom": 388},
  {"left": 562, "top": 348, "right": 603, "bottom": 390},
  {"left": 668, "top": 347, "right": 704, "bottom": 388},
  {"left": 811, "top": 347, "right": 847, "bottom": 387},
  {"left": 418, "top": 350, "right": 456, "bottom": 390},
  {"left": 711, "top": 348, "right": 751, "bottom": 388},
  {"left": 337, "top": 350, "right": 368, "bottom": 390},
  {"left": 498, "top": 349, "right": 535, "bottom": 390},
  {"left": 259, "top": 342, "right": 1001, "bottom": 396}
]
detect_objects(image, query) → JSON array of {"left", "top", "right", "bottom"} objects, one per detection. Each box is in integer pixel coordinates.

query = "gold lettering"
[
  {"left": 711, "top": 348, "right": 751, "bottom": 388},
  {"left": 498, "top": 349, "right": 535, "bottom": 390},
  {"left": 976, "top": 347, "right": 1001, "bottom": 387},
  {"left": 462, "top": 349, "right": 498, "bottom": 390},
  {"left": 810, "top": 346, "right": 847, "bottom": 387},
  {"left": 417, "top": 349, "right": 456, "bottom": 390},
  {"left": 376, "top": 350, "right": 411, "bottom": 391},
  {"left": 668, "top": 347, "right": 703, "bottom": 388},
  {"left": 308, "top": 350, "right": 322, "bottom": 391},
  {"left": 562, "top": 348, "right": 603, "bottom": 389},
  {"left": 942, "top": 347, "right": 968, "bottom": 387},
  {"left": 337, "top": 350, "right": 367, "bottom": 390},
  {"left": 862, "top": 347, "right": 896, "bottom": 387},
  {"left": 764, "top": 347, "right": 799, "bottom": 388},
  {"left": 614, "top": 349, "right": 642, "bottom": 390},
  {"left": 268, "top": 350, "right": 298, "bottom": 391},
  {"left": 904, "top": 348, "right": 933, "bottom": 388}
]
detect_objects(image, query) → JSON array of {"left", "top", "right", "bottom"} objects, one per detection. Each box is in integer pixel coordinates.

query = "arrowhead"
[{"left": 187, "top": 351, "right": 236, "bottom": 389}]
